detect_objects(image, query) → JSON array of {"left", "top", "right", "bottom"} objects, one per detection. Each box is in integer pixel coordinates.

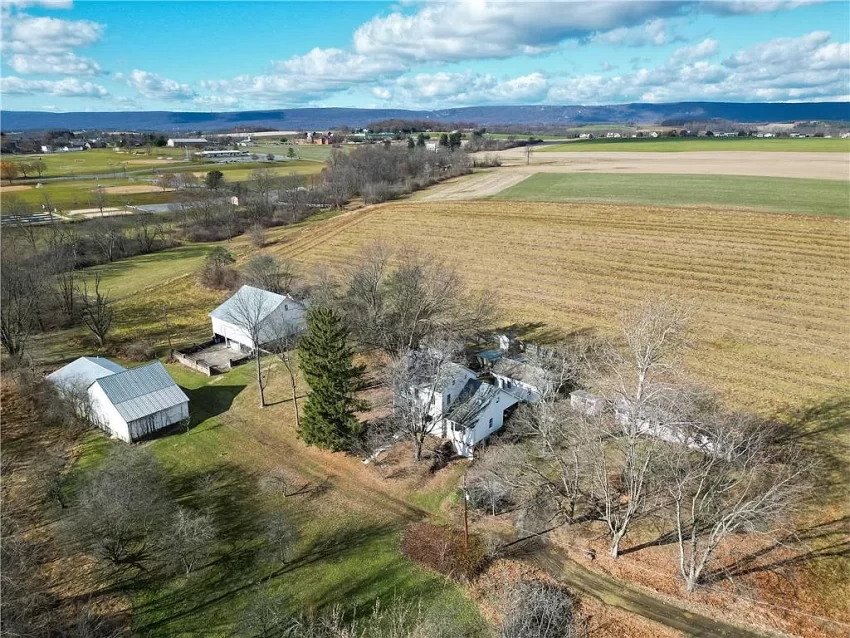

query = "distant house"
[
  {"left": 47, "top": 358, "right": 189, "bottom": 442},
  {"left": 425, "top": 141, "right": 439, "bottom": 151},
  {"left": 296, "top": 131, "right": 332, "bottom": 145},
  {"left": 196, "top": 149, "right": 248, "bottom": 158},
  {"left": 209, "top": 285, "right": 307, "bottom": 352},
  {"left": 167, "top": 137, "right": 208, "bottom": 147},
  {"left": 411, "top": 360, "right": 519, "bottom": 457}
]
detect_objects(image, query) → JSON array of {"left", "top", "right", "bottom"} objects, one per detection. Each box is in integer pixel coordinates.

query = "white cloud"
[
  {"left": 0, "top": 76, "right": 107, "bottom": 97},
  {"left": 7, "top": 51, "right": 101, "bottom": 75},
  {"left": 193, "top": 94, "right": 240, "bottom": 108},
  {"left": 669, "top": 38, "right": 719, "bottom": 64},
  {"left": 590, "top": 18, "right": 680, "bottom": 46},
  {"left": 2, "top": 13, "right": 102, "bottom": 53},
  {"left": 275, "top": 47, "right": 404, "bottom": 81},
  {"left": 701, "top": 1, "right": 825, "bottom": 16},
  {"left": 548, "top": 30, "right": 848, "bottom": 104},
  {"left": 0, "top": 0, "right": 73, "bottom": 9},
  {"left": 375, "top": 71, "right": 549, "bottom": 107},
  {"left": 127, "top": 69, "right": 195, "bottom": 101}
]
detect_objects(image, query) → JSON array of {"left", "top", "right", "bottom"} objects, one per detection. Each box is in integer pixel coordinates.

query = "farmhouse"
[
  {"left": 167, "top": 137, "right": 208, "bottom": 147},
  {"left": 209, "top": 285, "right": 307, "bottom": 352},
  {"left": 47, "top": 358, "right": 189, "bottom": 442},
  {"left": 413, "top": 360, "right": 519, "bottom": 457},
  {"left": 491, "top": 358, "right": 547, "bottom": 402}
]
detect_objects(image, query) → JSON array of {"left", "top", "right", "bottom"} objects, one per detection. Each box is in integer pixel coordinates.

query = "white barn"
[
  {"left": 47, "top": 358, "right": 189, "bottom": 442},
  {"left": 209, "top": 285, "right": 307, "bottom": 352},
  {"left": 414, "top": 361, "right": 519, "bottom": 457},
  {"left": 166, "top": 137, "right": 208, "bottom": 147}
]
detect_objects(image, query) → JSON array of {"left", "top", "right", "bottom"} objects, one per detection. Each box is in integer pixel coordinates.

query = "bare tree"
[
  {"left": 267, "top": 316, "right": 302, "bottom": 429},
  {"left": 249, "top": 222, "right": 267, "bottom": 248},
  {"left": 132, "top": 214, "right": 165, "bottom": 254},
  {"left": 85, "top": 219, "right": 124, "bottom": 263},
  {"left": 500, "top": 581, "right": 587, "bottom": 638},
  {"left": 590, "top": 296, "right": 694, "bottom": 557},
  {"left": 386, "top": 335, "right": 466, "bottom": 461},
  {"left": 0, "top": 259, "right": 44, "bottom": 359},
  {"left": 166, "top": 507, "right": 215, "bottom": 575},
  {"left": 664, "top": 408, "right": 811, "bottom": 592},
  {"left": 90, "top": 187, "right": 109, "bottom": 216},
  {"left": 261, "top": 510, "right": 300, "bottom": 565},
  {"left": 224, "top": 287, "right": 278, "bottom": 408},
  {"left": 66, "top": 446, "right": 171, "bottom": 569},
  {"left": 158, "top": 173, "right": 177, "bottom": 191},
  {"left": 81, "top": 273, "right": 114, "bottom": 348},
  {"left": 54, "top": 268, "right": 79, "bottom": 322},
  {"left": 343, "top": 244, "right": 494, "bottom": 357},
  {"left": 242, "top": 254, "right": 296, "bottom": 295}
]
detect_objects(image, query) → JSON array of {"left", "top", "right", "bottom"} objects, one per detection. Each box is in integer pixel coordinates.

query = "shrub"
[
  {"left": 500, "top": 581, "right": 586, "bottom": 638},
  {"left": 197, "top": 247, "right": 239, "bottom": 289},
  {"left": 120, "top": 340, "right": 156, "bottom": 362},
  {"left": 401, "top": 521, "right": 487, "bottom": 582}
]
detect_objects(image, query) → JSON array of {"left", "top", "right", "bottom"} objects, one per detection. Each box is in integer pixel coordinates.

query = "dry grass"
[{"left": 268, "top": 200, "right": 849, "bottom": 415}]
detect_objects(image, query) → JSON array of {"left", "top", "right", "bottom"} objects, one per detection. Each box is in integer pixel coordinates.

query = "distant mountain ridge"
[{"left": 2, "top": 102, "right": 848, "bottom": 132}]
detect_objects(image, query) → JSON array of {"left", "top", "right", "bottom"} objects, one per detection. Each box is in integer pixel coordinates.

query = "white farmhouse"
[
  {"left": 167, "top": 137, "right": 208, "bottom": 147},
  {"left": 415, "top": 361, "right": 519, "bottom": 457},
  {"left": 47, "top": 358, "right": 189, "bottom": 442},
  {"left": 491, "top": 358, "right": 548, "bottom": 403},
  {"left": 209, "top": 285, "right": 307, "bottom": 352}
]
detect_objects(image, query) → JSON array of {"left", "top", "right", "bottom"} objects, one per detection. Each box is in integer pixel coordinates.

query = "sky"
[{"left": 1, "top": 0, "right": 848, "bottom": 112}]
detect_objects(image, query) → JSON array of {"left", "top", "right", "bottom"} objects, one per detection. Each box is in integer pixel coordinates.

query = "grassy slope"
[
  {"left": 8, "top": 148, "right": 192, "bottom": 177},
  {"left": 541, "top": 137, "right": 850, "bottom": 152},
  {"left": 63, "top": 360, "right": 484, "bottom": 637},
  {"left": 493, "top": 173, "right": 850, "bottom": 218}
]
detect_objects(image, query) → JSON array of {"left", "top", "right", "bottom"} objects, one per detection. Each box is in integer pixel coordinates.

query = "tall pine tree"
[{"left": 297, "top": 306, "right": 366, "bottom": 451}]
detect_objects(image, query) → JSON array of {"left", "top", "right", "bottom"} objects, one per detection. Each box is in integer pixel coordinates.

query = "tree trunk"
[
  {"left": 610, "top": 529, "right": 625, "bottom": 558},
  {"left": 414, "top": 439, "right": 422, "bottom": 462},
  {"left": 255, "top": 351, "right": 265, "bottom": 408},
  {"left": 285, "top": 360, "right": 299, "bottom": 429}
]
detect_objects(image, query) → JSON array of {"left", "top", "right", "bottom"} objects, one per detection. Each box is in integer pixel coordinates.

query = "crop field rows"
[{"left": 269, "top": 201, "right": 849, "bottom": 413}]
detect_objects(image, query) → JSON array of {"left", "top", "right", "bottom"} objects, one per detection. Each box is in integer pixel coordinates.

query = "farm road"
[{"left": 532, "top": 545, "right": 781, "bottom": 638}]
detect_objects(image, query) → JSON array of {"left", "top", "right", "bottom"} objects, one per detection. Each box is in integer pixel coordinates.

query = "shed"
[
  {"left": 46, "top": 356, "right": 127, "bottom": 393},
  {"left": 209, "top": 285, "right": 307, "bottom": 352},
  {"left": 89, "top": 361, "right": 189, "bottom": 442}
]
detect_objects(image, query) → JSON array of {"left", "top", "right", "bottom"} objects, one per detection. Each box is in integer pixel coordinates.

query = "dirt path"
[
  {"left": 533, "top": 546, "right": 782, "bottom": 638},
  {"left": 415, "top": 170, "right": 533, "bottom": 201}
]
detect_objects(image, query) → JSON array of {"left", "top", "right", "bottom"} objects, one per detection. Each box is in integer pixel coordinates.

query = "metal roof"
[
  {"left": 445, "top": 379, "right": 518, "bottom": 427},
  {"left": 209, "top": 285, "right": 299, "bottom": 323},
  {"left": 46, "top": 356, "right": 126, "bottom": 391},
  {"left": 94, "top": 361, "right": 188, "bottom": 423}
]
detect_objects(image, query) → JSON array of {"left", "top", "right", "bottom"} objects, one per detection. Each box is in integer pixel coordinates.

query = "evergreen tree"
[{"left": 297, "top": 306, "right": 366, "bottom": 451}]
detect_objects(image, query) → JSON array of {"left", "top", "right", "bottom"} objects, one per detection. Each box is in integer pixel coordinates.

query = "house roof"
[
  {"left": 168, "top": 138, "right": 207, "bottom": 143},
  {"left": 209, "top": 285, "right": 302, "bottom": 324},
  {"left": 94, "top": 361, "right": 188, "bottom": 423},
  {"left": 492, "top": 358, "right": 548, "bottom": 390},
  {"left": 46, "top": 356, "right": 126, "bottom": 391},
  {"left": 445, "top": 379, "right": 518, "bottom": 427},
  {"left": 434, "top": 361, "right": 475, "bottom": 392}
]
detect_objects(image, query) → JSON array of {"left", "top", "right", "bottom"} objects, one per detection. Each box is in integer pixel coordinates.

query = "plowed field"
[{"left": 270, "top": 201, "right": 849, "bottom": 413}]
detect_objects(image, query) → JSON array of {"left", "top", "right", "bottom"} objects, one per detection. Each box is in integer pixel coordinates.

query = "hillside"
[{"left": 3, "top": 101, "right": 849, "bottom": 132}]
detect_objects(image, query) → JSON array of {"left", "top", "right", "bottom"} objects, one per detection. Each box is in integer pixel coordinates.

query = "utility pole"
[
  {"left": 162, "top": 303, "right": 173, "bottom": 356},
  {"left": 462, "top": 471, "right": 469, "bottom": 551}
]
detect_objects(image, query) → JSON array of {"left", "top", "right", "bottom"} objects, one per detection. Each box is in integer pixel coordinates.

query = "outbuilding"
[
  {"left": 47, "top": 358, "right": 189, "bottom": 442},
  {"left": 209, "top": 285, "right": 307, "bottom": 352}
]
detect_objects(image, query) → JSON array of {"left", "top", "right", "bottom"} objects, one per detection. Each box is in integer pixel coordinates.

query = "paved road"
[{"left": 532, "top": 545, "right": 780, "bottom": 638}]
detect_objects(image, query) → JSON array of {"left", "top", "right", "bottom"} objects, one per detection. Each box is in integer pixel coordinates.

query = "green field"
[
  {"left": 541, "top": 137, "right": 850, "bottom": 152},
  {"left": 1, "top": 178, "right": 173, "bottom": 213},
  {"left": 493, "top": 172, "right": 850, "bottom": 217},
  {"left": 243, "top": 143, "right": 339, "bottom": 162},
  {"left": 7, "top": 148, "right": 193, "bottom": 177}
]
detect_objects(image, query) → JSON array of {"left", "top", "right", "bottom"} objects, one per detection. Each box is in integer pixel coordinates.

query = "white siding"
[
  {"left": 493, "top": 373, "right": 541, "bottom": 403},
  {"left": 443, "top": 391, "right": 516, "bottom": 457},
  {"left": 127, "top": 402, "right": 189, "bottom": 441},
  {"left": 211, "top": 303, "right": 306, "bottom": 351},
  {"left": 88, "top": 383, "right": 131, "bottom": 442}
]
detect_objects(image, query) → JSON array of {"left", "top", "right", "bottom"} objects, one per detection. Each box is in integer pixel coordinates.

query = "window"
[{"left": 488, "top": 417, "right": 493, "bottom": 429}]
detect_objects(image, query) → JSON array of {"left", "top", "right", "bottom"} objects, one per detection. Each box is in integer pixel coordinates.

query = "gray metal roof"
[
  {"left": 209, "top": 285, "right": 298, "bottom": 323},
  {"left": 46, "top": 356, "right": 126, "bottom": 391},
  {"left": 94, "top": 361, "right": 188, "bottom": 423},
  {"left": 445, "top": 379, "right": 518, "bottom": 427}
]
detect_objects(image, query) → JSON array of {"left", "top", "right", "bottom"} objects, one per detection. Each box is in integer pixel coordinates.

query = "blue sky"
[{"left": 1, "top": 0, "right": 848, "bottom": 112}]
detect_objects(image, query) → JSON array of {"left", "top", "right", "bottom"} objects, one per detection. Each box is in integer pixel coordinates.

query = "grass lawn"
[
  {"left": 492, "top": 173, "right": 850, "bottom": 218},
  {"left": 8, "top": 148, "right": 194, "bottom": 178},
  {"left": 61, "top": 356, "right": 485, "bottom": 637},
  {"left": 541, "top": 137, "right": 850, "bottom": 152},
  {"left": 188, "top": 161, "right": 325, "bottom": 182},
  {"left": 0, "top": 177, "right": 173, "bottom": 213},
  {"left": 243, "top": 144, "right": 340, "bottom": 163}
]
